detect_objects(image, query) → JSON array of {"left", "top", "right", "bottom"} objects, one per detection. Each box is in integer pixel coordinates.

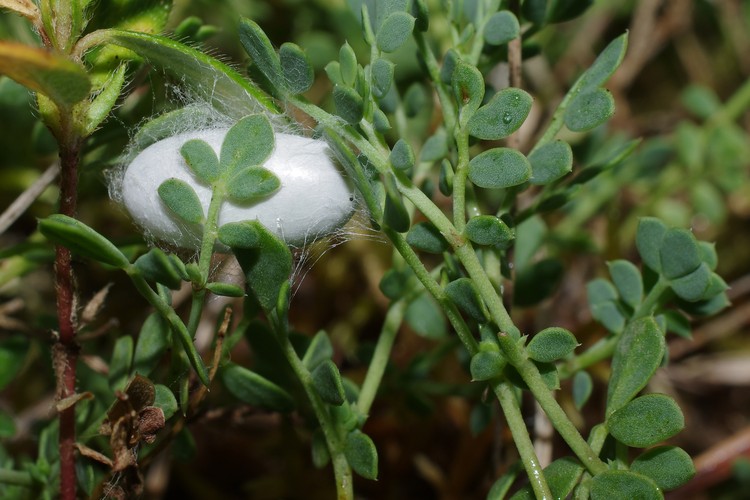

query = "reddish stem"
[{"left": 55, "top": 136, "right": 81, "bottom": 500}]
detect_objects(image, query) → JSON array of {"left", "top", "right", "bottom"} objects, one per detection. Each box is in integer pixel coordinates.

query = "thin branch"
[{"left": 0, "top": 163, "right": 59, "bottom": 234}]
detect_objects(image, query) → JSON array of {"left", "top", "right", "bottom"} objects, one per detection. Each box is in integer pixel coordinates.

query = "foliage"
[{"left": 1, "top": 0, "right": 748, "bottom": 499}]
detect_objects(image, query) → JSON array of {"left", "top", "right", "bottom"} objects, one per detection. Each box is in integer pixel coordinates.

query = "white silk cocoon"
[{"left": 121, "top": 129, "right": 356, "bottom": 248}]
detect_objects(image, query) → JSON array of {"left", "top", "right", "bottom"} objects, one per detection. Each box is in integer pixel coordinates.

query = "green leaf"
[
  {"left": 467, "top": 88, "right": 533, "bottom": 140},
  {"left": 238, "top": 18, "right": 283, "bottom": 85},
  {"left": 590, "top": 470, "right": 662, "bottom": 500},
  {"left": 279, "top": 42, "right": 314, "bottom": 94},
  {"left": 344, "top": 430, "right": 378, "bottom": 480},
  {"left": 659, "top": 228, "right": 701, "bottom": 279},
  {"left": 222, "top": 363, "right": 295, "bottom": 412},
  {"left": 181, "top": 139, "right": 220, "bottom": 185},
  {"left": 636, "top": 217, "right": 667, "bottom": 271},
  {"left": 464, "top": 215, "right": 514, "bottom": 247},
  {"left": 470, "top": 351, "right": 506, "bottom": 381},
  {"left": 509, "top": 457, "right": 584, "bottom": 500},
  {"left": 38, "top": 214, "right": 130, "bottom": 269},
  {"left": 311, "top": 428, "right": 331, "bottom": 468},
  {"left": 158, "top": 178, "right": 204, "bottom": 225},
  {"left": 439, "top": 159, "right": 454, "bottom": 195},
  {"left": 573, "top": 371, "right": 593, "bottom": 410},
  {"left": 608, "top": 394, "right": 684, "bottom": 447},
  {"left": 338, "top": 42, "right": 357, "bottom": 86},
  {"left": 390, "top": 139, "right": 415, "bottom": 171},
  {"left": 133, "top": 313, "right": 169, "bottom": 377},
  {"left": 205, "top": 282, "right": 245, "bottom": 297},
  {"left": 333, "top": 85, "right": 364, "bottom": 124},
  {"left": 417, "top": 131, "right": 447, "bottom": 164},
  {"left": 302, "top": 330, "right": 334, "bottom": 371},
  {"left": 383, "top": 175, "right": 410, "bottom": 232},
  {"left": 670, "top": 262, "right": 711, "bottom": 302},
  {"left": 452, "top": 60, "right": 485, "bottom": 116},
  {"left": 405, "top": 293, "right": 447, "bottom": 339},
  {"left": 591, "top": 301, "right": 626, "bottom": 333},
  {"left": 220, "top": 114, "right": 275, "bottom": 175},
  {"left": 134, "top": 248, "right": 183, "bottom": 289},
  {"left": 528, "top": 140, "right": 573, "bottom": 185},
  {"left": 376, "top": 12, "right": 415, "bottom": 53},
  {"left": 218, "top": 221, "right": 261, "bottom": 249},
  {"left": 631, "top": 446, "right": 695, "bottom": 491},
  {"left": 311, "top": 360, "right": 346, "bottom": 406},
  {"left": 104, "top": 29, "right": 278, "bottom": 116},
  {"left": 608, "top": 260, "right": 643, "bottom": 308},
  {"left": 154, "top": 384, "right": 178, "bottom": 420},
  {"left": 0, "top": 41, "right": 90, "bottom": 109},
  {"left": 109, "top": 335, "right": 134, "bottom": 391},
  {"left": 607, "top": 317, "right": 666, "bottom": 415},
  {"left": 698, "top": 241, "right": 718, "bottom": 271},
  {"left": 225, "top": 166, "right": 281, "bottom": 203},
  {"left": 406, "top": 222, "right": 449, "bottom": 254},
  {"left": 564, "top": 88, "right": 615, "bottom": 132},
  {"left": 468, "top": 148, "right": 531, "bottom": 189},
  {"left": 231, "top": 221, "right": 293, "bottom": 312},
  {"left": 85, "top": 64, "right": 127, "bottom": 134},
  {"left": 484, "top": 11, "right": 520, "bottom": 45},
  {"left": 526, "top": 327, "right": 578, "bottom": 362},
  {"left": 445, "top": 278, "right": 488, "bottom": 322},
  {"left": 578, "top": 33, "right": 629, "bottom": 91},
  {"left": 371, "top": 58, "right": 395, "bottom": 98},
  {"left": 0, "top": 337, "right": 29, "bottom": 391}
]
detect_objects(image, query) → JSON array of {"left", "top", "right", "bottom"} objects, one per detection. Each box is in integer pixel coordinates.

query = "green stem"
[
  {"left": 127, "top": 270, "right": 210, "bottom": 385},
  {"left": 0, "top": 469, "right": 33, "bottom": 487},
  {"left": 529, "top": 71, "right": 587, "bottom": 155},
  {"left": 277, "top": 321, "right": 353, "bottom": 500},
  {"left": 413, "top": 30, "right": 458, "bottom": 131},
  {"left": 708, "top": 76, "right": 750, "bottom": 126},
  {"left": 357, "top": 298, "right": 408, "bottom": 416},
  {"left": 187, "top": 189, "right": 225, "bottom": 337},
  {"left": 452, "top": 128, "right": 471, "bottom": 232},
  {"left": 493, "top": 383, "right": 553, "bottom": 499}
]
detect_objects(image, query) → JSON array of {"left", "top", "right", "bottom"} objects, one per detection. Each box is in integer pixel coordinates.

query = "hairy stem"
[
  {"left": 494, "top": 383, "right": 553, "bottom": 499},
  {"left": 276, "top": 320, "right": 353, "bottom": 500},
  {"left": 55, "top": 133, "right": 81, "bottom": 500}
]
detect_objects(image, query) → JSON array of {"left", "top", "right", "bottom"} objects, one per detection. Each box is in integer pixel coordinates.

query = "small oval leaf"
[
  {"left": 468, "top": 148, "right": 531, "bottom": 189},
  {"left": 608, "top": 394, "right": 685, "bottom": 448},
  {"left": 484, "top": 11, "right": 520, "bottom": 45},
  {"left": 526, "top": 327, "right": 578, "bottom": 362},
  {"left": 181, "top": 139, "right": 220, "bottom": 185},
  {"left": 376, "top": 12, "right": 415, "bottom": 53},
  {"left": 590, "top": 470, "right": 661, "bottom": 500},
  {"left": 564, "top": 88, "right": 615, "bottom": 132},
  {"left": 607, "top": 317, "right": 665, "bottom": 415},
  {"left": 608, "top": 259, "right": 643, "bottom": 308},
  {"left": 445, "top": 278, "right": 488, "bottom": 322},
  {"left": 467, "top": 88, "right": 532, "bottom": 140},
  {"left": 225, "top": 166, "right": 281, "bottom": 203},
  {"left": 406, "top": 222, "right": 449, "bottom": 254},
  {"left": 344, "top": 430, "right": 379, "bottom": 480},
  {"left": 528, "top": 140, "right": 573, "bottom": 185},
  {"left": 470, "top": 351, "right": 506, "bottom": 381},
  {"left": 631, "top": 446, "right": 695, "bottom": 491},
  {"left": 220, "top": 114, "right": 275, "bottom": 175},
  {"left": 279, "top": 42, "right": 314, "bottom": 94},
  {"left": 333, "top": 85, "right": 364, "bottom": 124},
  {"left": 158, "top": 178, "right": 205, "bottom": 224},
  {"left": 311, "top": 359, "right": 346, "bottom": 406},
  {"left": 464, "top": 215, "right": 514, "bottom": 247}
]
